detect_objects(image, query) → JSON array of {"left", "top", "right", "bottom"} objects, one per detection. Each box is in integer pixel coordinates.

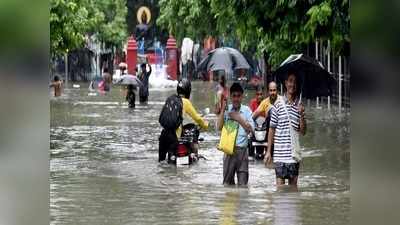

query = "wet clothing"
[
  {"left": 139, "top": 69, "right": 151, "bottom": 102},
  {"left": 274, "top": 162, "right": 300, "bottom": 179},
  {"left": 158, "top": 129, "right": 178, "bottom": 162},
  {"left": 223, "top": 104, "right": 254, "bottom": 147},
  {"left": 139, "top": 95, "right": 148, "bottom": 103},
  {"left": 223, "top": 146, "right": 249, "bottom": 185},
  {"left": 159, "top": 97, "right": 208, "bottom": 162},
  {"left": 126, "top": 89, "right": 136, "bottom": 108},
  {"left": 221, "top": 104, "right": 254, "bottom": 186},
  {"left": 270, "top": 95, "right": 301, "bottom": 164}
]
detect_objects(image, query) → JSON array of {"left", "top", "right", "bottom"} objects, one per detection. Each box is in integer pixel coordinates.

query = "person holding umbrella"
[
  {"left": 196, "top": 47, "right": 251, "bottom": 81},
  {"left": 113, "top": 71, "right": 143, "bottom": 109},
  {"left": 264, "top": 72, "right": 306, "bottom": 190}
]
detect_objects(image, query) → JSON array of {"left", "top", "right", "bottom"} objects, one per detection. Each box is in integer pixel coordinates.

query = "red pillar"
[
  {"left": 126, "top": 36, "right": 137, "bottom": 75},
  {"left": 166, "top": 36, "right": 178, "bottom": 80}
]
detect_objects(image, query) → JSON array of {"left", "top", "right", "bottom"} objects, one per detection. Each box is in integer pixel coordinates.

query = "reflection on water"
[
  {"left": 51, "top": 81, "right": 349, "bottom": 225},
  {"left": 219, "top": 192, "right": 239, "bottom": 225},
  {"left": 273, "top": 192, "right": 300, "bottom": 225}
]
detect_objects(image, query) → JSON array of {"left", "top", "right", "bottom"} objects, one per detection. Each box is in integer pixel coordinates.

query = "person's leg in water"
[
  {"left": 159, "top": 129, "right": 178, "bottom": 163},
  {"left": 275, "top": 166, "right": 286, "bottom": 189},
  {"left": 223, "top": 150, "right": 238, "bottom": 186},
  {"left": 159, "top": 129, "right": 178, "bottom": 162},
  {"left": 139, "top": 95, "right": 148, "bottom": 104},
  {"left": 128, "top": 91, "right": 135, "bottom": 108},
  {"left": 126, "top": 85, "right": 135, "bottom": 108},
  {"left": 276, "top": 177, "right": 286, "bottom": 188},
  {"left": 237, "top": 148, "right": 249, "bottom": 186},
  {"left": 288, "top": 176, "right": 299, "bottom": 191},
  {"left": 288, "top": 163, "right": 300, "bottom": 190},
  {"left": 159, "top": 129, "right": 169, "bottom": 161}
]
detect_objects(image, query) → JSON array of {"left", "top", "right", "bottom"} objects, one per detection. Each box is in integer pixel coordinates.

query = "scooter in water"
[
  {"left": 249, "top": 116, "right": 269, "bottom": 160},
  {"left": 168, "top": 123, "right": 204, "bottom": 166}
]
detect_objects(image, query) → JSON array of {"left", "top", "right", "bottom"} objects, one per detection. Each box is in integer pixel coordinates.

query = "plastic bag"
[{"left": 217, "top": 119, "right": 239, "bottom": 155}]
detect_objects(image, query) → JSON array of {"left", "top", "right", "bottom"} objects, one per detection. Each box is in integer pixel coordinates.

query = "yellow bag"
[{"left": 217, "top": 119, "right": 239, "bottom": 155}]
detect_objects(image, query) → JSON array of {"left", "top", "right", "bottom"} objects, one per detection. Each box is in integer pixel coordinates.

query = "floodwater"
[{"left": 50, "top": 81, "right": 350, "bottom": 225}]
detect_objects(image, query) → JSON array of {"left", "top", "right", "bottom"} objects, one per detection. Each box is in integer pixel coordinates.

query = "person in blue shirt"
[{"left": 217, "top": 82, "right": 255, "bottom": 186}]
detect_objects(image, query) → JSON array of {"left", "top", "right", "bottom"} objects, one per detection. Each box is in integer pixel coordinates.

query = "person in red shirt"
[{"left": 249, "top": 86, "right": 264, "bottom": 112}]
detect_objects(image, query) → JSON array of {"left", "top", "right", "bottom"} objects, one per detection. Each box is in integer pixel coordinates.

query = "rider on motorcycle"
[
  {"left": 159, "top": 78, "right": 209, "bottom": 162},
  {"left": 252, "top": 81, "right": 279, "bottom": 120},
  {"left": 250, "top": 81, "right": 279, "bottom": 160}
]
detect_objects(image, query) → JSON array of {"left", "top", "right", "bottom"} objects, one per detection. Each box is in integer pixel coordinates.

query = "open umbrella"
[
  {"left": 114, "top": 74, "right": 143, "bottom": 87},
  {"left": 197, "top": 47, "right": 250, "bottom": 74},
  {"left": 274, "top": 54, "right": 336, "bottom": 99}
]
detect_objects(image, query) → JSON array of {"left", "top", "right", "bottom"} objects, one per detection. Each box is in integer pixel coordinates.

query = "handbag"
[
  {"left": 217, "top": 119, "right": 239, "bottom": 155},
  {"left": 281, "top": 98, "right": 302, "bottom": 162}
]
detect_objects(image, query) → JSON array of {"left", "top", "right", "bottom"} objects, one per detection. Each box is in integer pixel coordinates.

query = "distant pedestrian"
[
  {"left": 265, "top": 73, "right": 306, "bottom": 190},
  {"left": 249, "top": 86, "right": 264, "bottom": 112},
  {"left": 126, "top": 84, "right": 136, "bottom": 108},
  {"left": 50, "top": 75, "right": 63, "bottom": 97},
  {"left": 102, "top": 68, "right": 112, "bottom": 92},
  {"left": 138, "top": 63, "right": 152, "bottom": 103},
  {"left": 119, "top": 62, "right": 127, "bottom": 75},
  {"left": 214, "top": 73, "right": 229, "bottom": 114},
  {"left": 217, "top": 82, "right": 254, "bottom": 186}
]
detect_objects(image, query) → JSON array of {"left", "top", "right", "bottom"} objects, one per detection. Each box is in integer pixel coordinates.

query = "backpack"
[{"left": 159, "top": 94, "right": 183, "bottom": 130}]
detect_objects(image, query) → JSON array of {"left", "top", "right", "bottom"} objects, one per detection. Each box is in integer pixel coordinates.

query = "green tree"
[
  {"left": 50, "top": 0, "right": 128, "bottom": 56},
  {"left": 50, "top": 0, "right": 91, "bottom": 55},
  {"left": 157, "top": 0, "right": 350, "bottom": 68},
  {"left": 92, "top": 0, "right": 128, "bottom": 48},
  {"left": 157, "top": 0, "right": 218, "bottom": 44}
]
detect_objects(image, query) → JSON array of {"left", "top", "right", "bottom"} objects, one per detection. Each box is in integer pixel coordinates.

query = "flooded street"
[{"left": 50, "top": 81, "right": 349, "bottom": 225}]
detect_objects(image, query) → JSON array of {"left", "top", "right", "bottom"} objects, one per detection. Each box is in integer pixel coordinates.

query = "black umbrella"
[
  {"left": 274, "top": 54, "right": 336, "bottom": 99},
  {"left": 197, "top": 47, "right": 250, "bottom": 74},
  {"left": 114, "top": 74, "right": 143, "bottom": 87}
]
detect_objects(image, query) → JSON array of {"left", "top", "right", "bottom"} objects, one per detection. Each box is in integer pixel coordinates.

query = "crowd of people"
[
  {"left": 50, "top": 62, "right": 153, "bottom": 109},
  {"left": 156, "top": 71, "right": 307, "bottom": 190},
  {"left": 50, "top": 63, "right": 307, "bottom": 190}
]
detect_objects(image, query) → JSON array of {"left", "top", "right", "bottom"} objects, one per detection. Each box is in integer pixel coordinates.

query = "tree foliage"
[
  {"left": 157, "top": 0, "right": 350, "bottom": 68},
  {"left": 157, "top": 0, "right": 219, "bottom": 44},
  {"left": 50, "top": 0, "right": 128, "bottom": 56}
]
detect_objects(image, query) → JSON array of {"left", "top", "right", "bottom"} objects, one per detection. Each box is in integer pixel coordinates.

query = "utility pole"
[{"left": 64, "top": 52, "right": 68, "bottom": 88}]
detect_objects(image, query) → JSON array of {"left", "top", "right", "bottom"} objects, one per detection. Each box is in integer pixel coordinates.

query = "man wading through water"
[
  {"left": 217, "top": 82, "right": 254, "bottom": 186},
  {"left": 264, "top": 73, "right": 306, "bottom": 190}
]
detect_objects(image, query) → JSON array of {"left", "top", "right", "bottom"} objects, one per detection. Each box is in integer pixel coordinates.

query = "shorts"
[{"left": 274, "top": 162, "right": 300, "bottom": 179}]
